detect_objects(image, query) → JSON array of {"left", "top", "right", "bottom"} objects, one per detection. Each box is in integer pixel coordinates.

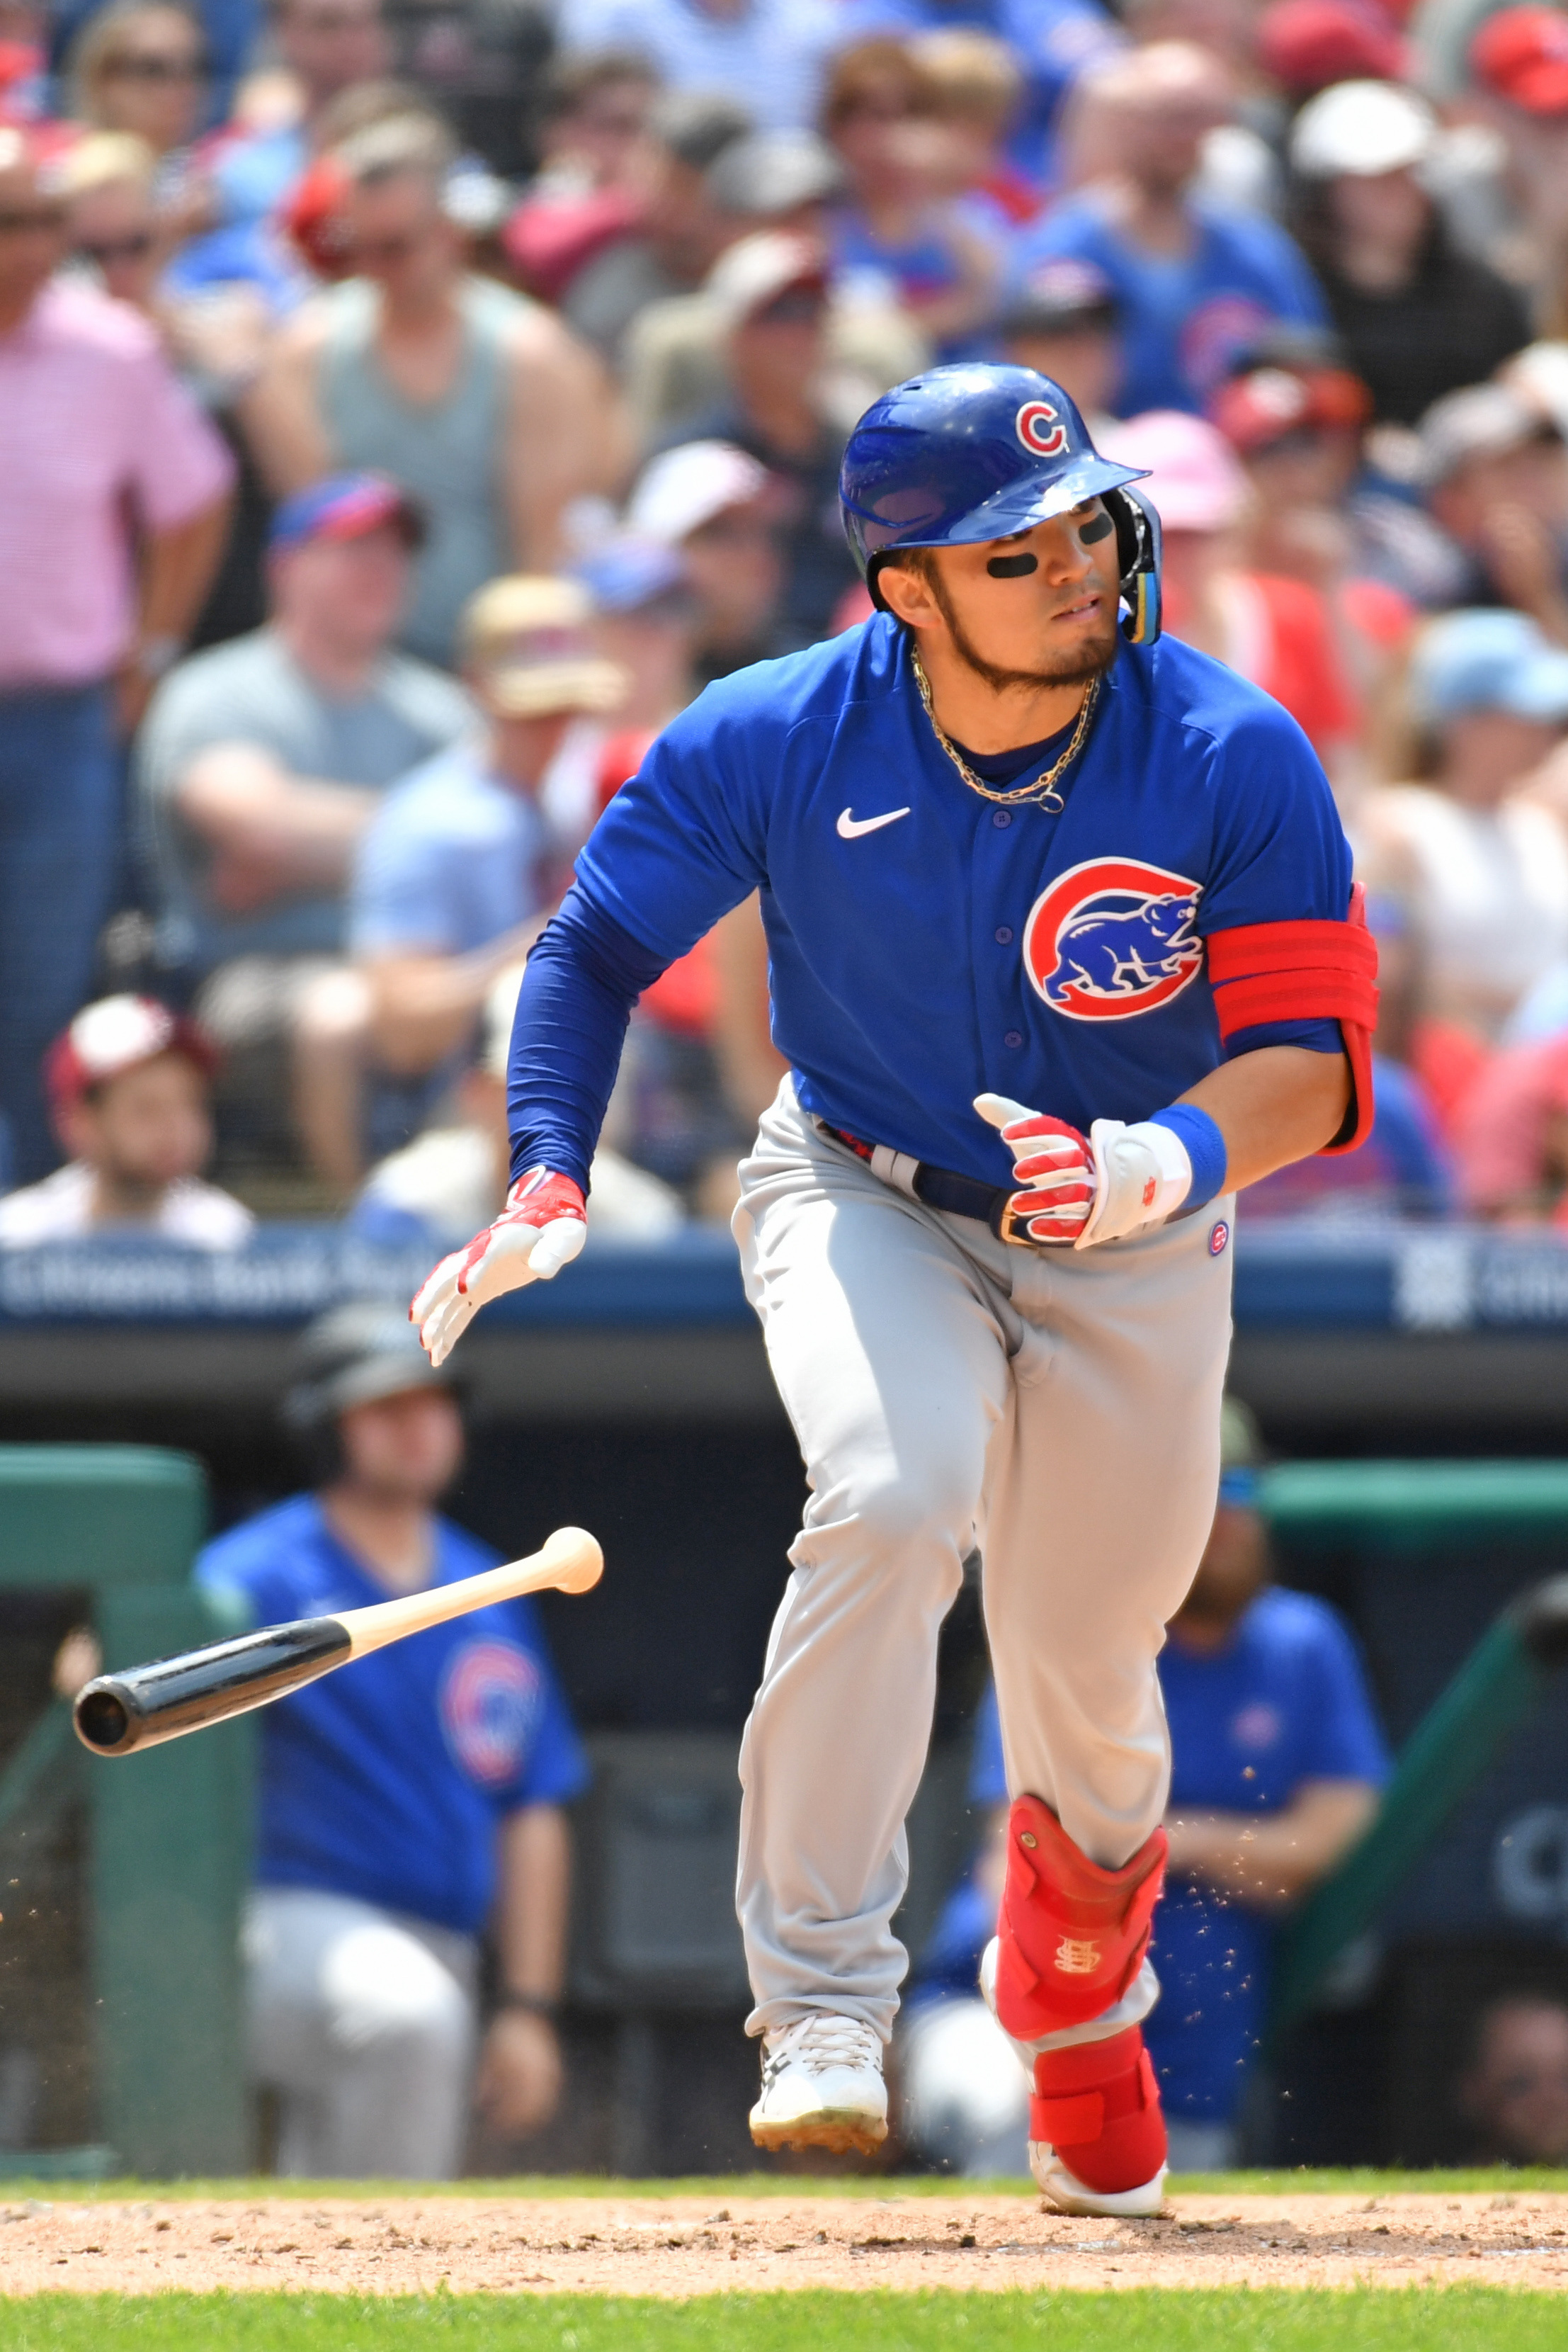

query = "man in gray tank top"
[{"left": 246, "top": 113, "right": 628, "bottom": 667}]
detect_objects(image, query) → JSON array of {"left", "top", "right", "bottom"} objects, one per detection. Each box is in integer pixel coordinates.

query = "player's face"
[
  {"left": 67, "top": 1051, "right": 212, "bottom": 1192},
  {"left": 336, "top": 1387, "right": 465, "bottom": 1503},
  {"left": 920, "top": 502, "right": 1123, "bottom": 694}
]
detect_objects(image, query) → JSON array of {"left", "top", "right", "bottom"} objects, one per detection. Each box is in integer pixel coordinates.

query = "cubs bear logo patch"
[
  {"left": 1023, "top": 856, "right": 1204, "bottom": 1020},
  {"left": 440, "top": 1639, "right": 544, "bottom": 1787}
]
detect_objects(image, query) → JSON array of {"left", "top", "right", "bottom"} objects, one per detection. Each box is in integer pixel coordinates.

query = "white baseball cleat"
[
  {"left": 748, "top": 2013, "right": 888, "bottom": 2154},
  {"left": 1026, "top": 2147, "right": 1166, "bottom": 2218},
  {"left": 979, "top": 1938, "right": 1167, "bottom": 2219}
]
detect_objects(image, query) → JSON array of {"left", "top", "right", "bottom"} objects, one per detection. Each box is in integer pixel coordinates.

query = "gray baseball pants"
[
  {"left": 243, "top": 1887, "right": 478, "bottom": 2178},
  {"left": 733, "top": 1080, "right": 1235, "bottom": 2043}
]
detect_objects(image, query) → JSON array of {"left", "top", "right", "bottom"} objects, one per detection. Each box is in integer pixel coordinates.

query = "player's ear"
[{"left": 874, "top": 550, "right": 940, "bottom": 630}]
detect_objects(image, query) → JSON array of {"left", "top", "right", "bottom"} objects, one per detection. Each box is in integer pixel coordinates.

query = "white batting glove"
[
  {"left": 1074, "top": 1119, "right": 1193, "bottom": 1248},
  {"left": 975, "top": 1095, "right": 1192, "bottom": 1250},
  {"left": 411, "top": 1166, "right": 587, "bottom": 1365}
]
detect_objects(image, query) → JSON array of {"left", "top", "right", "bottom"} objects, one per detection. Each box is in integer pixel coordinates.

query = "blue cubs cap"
[
  {"left": 839, "top": 363, "right": 1147, "bottom": 567},
  {"left": 270, "top": 471, "right": 425, "bottom": 556},
  {"left": 1410, "top": 608, "right": 1568, "bottom": 726}
]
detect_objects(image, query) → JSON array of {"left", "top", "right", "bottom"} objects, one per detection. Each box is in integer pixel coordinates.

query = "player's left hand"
[{"left": 976, "top": 1095, "right": 1193, "bottom": 1250}]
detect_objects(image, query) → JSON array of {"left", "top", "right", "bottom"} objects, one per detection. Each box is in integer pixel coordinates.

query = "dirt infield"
[{"left": 2, "top": 2189, "right": 1567, "bottom": 2296}]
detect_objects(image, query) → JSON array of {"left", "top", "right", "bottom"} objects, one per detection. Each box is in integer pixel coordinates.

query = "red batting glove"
[
  {"left": 975, "top": 1092, "right": 1095, "bottom": 1244},
  {"left": 411, "top": 1167, "right": 587, "bottom": 1364}
]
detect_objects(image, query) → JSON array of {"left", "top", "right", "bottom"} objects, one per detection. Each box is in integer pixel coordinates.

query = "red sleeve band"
[{"left": 1204, "top": 883, "right": 1380, "bottom": 1155}]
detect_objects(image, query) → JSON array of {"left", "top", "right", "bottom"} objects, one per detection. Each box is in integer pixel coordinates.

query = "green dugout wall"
[{"left": 0, "top": 1447, "right": 250, "bottom": 2176}]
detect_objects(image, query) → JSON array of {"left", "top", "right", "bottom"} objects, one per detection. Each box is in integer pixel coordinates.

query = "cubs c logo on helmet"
[
  {"left": 1023, "top": 856, "right": 1204, "bottom": 1019},
  {"left": 440, "top": 1638, "right": 544, "bottom": 1787},
  {"left": 1016, "top": 399, "right": 1068, "bottom": 458}
]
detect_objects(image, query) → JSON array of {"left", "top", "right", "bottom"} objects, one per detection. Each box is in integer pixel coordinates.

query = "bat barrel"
[{"left": 74, "top": 1617, "right": 353, "bottom": 1756}]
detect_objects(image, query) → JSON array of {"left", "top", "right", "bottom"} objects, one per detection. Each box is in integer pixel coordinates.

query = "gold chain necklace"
[{"left": 911, "top": 649, "right": 1101, "bottom": 814}]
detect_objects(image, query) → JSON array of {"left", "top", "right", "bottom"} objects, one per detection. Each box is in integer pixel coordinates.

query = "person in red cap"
[
  {"left": 1257, "top": 0, "right": 1410, "bottom": 101},
  {"left": 1210, "top": 357, "right": 1415, "bottom": 721},
  {"left": 0, "top": 995, "right": 254, "bottom": 1247}
]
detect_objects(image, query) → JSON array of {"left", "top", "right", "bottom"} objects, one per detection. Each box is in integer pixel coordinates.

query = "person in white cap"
[
  {"left": 1286, "top": 78, "right": 1530, "bottom": 424},
  {"left": 626, "top": 437, "right": 787, "bottom": 681},
  {"left": 0, "top": 996, "right": 254, "bottom": 1248}
]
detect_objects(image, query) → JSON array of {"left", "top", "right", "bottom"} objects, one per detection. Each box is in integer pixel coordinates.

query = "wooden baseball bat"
[{"left": 72, "top": 1526, "right": 603, "bottom": 1759}]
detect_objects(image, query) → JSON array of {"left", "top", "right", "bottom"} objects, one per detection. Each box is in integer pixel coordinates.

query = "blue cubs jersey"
[
  {"left": 572, "top": 612, "right": 1352, "bottom": 1188},
  {"left": 195, "top": 1497, "right": 589, "bottom": 1936}
]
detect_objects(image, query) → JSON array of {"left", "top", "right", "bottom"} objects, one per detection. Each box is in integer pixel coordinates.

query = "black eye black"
[
  {"left": 987, "top": 552, "right": 1038, "bottom": 577},
  {"left": 1079, "top": 514, "right": 1114, "bottom": 544}
]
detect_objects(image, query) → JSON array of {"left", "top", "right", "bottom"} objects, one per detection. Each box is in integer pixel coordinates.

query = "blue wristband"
[{"left": 1149, "top": 1104, "right": 1228, "bottom": 1212}]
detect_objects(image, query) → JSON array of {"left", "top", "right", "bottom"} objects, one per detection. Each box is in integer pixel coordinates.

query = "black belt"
[{"left": 822, "top": 1123, "right": 1029, "bottom": 1245}]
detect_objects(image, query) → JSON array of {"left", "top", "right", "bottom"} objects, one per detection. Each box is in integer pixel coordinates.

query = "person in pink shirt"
[{"left": 0, "top": 124, "right": 232, "bottom": 1182}]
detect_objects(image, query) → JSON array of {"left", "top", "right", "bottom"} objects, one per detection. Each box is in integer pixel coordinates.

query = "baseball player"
[{"left": 411, "top": 365, "right": 1377, "bottom": 2215}]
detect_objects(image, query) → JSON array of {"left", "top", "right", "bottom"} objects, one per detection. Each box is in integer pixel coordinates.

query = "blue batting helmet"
[{"left": 839, "top": 363, "right": 1163, "bottom": 645}]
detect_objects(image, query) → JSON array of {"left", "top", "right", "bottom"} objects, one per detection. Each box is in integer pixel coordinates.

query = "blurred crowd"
[{"left": 16, "top": 0, "right": 1568, "bottom": 1239}]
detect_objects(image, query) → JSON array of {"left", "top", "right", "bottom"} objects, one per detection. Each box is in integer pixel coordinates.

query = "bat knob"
[{"left": 543, "top": 1526, "right": 603, "bottom": 1594}]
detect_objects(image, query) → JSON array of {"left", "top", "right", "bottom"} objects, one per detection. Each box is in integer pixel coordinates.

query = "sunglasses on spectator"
[
  {"left": 0, "top": 205, "right": 67, "bottom": 235},
  {"left": 831, "top": 93, "right": 914, "bottom": 125},
  {"left": 751, "top": 288, "right": 826, "bottom": 326},
  {"left": 341, "top": 229, "right": 428, "bottom": 266},
  {"left": 102, "top": 50, "right": 208, "bottom": 80},
  {"left": 77, "top": 231, "right": 156, "bottom": 266}
]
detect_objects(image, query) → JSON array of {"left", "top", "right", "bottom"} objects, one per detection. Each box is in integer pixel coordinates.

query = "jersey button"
[
  {"left": 992, "top": 810, "right": 1012, "bottom": 828},
  {"left": 1004, "top": 1029, "right": 1024, "bottom": 1048},
  {"left": 995, "top": 925, "right": 1013, "bottom": 944}
]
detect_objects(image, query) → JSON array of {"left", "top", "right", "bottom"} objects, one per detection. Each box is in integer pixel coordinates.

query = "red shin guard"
[
  {"left": 1030, "top": 2026, "right": 1166, "bottom": 2194},
  {"left": 992, "top": 1796, "right": 1166, "bottom": 2041}
]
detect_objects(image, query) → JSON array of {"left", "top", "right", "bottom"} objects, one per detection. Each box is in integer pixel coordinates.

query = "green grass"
[
  {"left": 2, "top": 2169, "right": 1567, "bottom": 2202},
  {"left": 6, "top": 2292, "right": 1567, "bottom": 2352}
]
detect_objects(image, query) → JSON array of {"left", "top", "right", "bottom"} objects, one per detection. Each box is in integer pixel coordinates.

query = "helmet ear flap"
[{"left": 1106, "top": 486, "right": 1162, "bottom": 645}]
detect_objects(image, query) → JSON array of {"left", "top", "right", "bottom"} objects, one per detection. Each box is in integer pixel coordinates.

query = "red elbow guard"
[{"left": 1205, "top": 883, "right": 1380, "bottom": 1154}]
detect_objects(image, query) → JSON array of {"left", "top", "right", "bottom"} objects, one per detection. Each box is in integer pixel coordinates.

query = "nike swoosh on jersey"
[{"left": 836, "top": 805, "right": 911, "bottom": 839}]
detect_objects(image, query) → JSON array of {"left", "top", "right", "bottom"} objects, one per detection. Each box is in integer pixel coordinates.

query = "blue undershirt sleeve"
[{"left": 506, "top": 883, "right": 669, "bottom": 1192}]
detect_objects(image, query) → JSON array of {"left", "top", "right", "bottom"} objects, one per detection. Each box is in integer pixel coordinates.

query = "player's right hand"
[
  {"left": 411, "top": 1166, "right": 587, "bottom": 1365},
  {"left": 975, "top": 1092, "right": 1094, "bottom": 1244}
]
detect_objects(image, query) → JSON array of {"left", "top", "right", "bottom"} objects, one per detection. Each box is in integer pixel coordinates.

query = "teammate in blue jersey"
[
  {"left": 197, "top": 1302, "right": 588, "bottom": 2178},
  {"left": 411, "top": 362, "right": 1378, "bottom": 2215}
]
